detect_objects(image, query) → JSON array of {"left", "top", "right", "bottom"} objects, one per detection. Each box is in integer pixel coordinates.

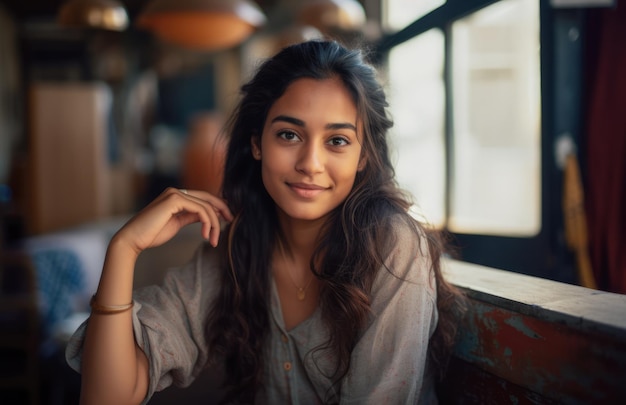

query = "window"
[
  {"left": 449, "top": 0, "right": 541, "bottom": 236},
  {"left": 380, "top": 0, "right": 551, "bottom": 277},
  {"left": 387, "top": 29, "right": 446, "bottom": 227},
  {"left": 385, "top": 0, "right": 540, "bottom": 236}
]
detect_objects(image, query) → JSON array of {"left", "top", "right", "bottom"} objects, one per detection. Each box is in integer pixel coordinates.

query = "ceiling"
[{"left": 1, "top": 0, "right": 278, "bottom": 21}]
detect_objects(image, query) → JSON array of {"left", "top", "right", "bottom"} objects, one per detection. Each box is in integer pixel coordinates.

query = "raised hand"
[{"left": 112, "top": 188, "right": 233, "bottom": 257}]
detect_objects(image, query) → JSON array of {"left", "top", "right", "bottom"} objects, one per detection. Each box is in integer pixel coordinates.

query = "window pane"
[
  {"left": 384, "top": 0, "right": 446, "bottom": 30},
  {"left": 387, "top": 29, "right": 446, "bottom": 227},
  {"left": 450, "top": 0, "right": 541, "bottom": 236}
]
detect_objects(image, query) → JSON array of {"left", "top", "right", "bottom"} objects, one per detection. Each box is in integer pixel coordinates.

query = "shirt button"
[
  {"left": 281, "top": 334, "right": 288, "bottom": 343},
  {"left": 283, "top": 362, "right": 292, "bottom": 371}
]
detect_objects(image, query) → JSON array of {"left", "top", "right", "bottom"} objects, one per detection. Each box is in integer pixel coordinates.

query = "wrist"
[
  {"left": 108, "top": 231, "right": 141, "bottom": 261},
  {"left": 96, "top": 235, "right": 139, "bottom": 305}
]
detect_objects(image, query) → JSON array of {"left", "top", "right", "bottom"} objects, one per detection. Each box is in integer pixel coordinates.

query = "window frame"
[{"left": 375, "top": 0, "right": 582, "bottom": 282}]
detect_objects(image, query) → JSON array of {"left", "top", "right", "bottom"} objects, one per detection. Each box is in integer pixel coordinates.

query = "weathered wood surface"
[{"left": 442, "top": 259, "right": 626, "bottom": 404}]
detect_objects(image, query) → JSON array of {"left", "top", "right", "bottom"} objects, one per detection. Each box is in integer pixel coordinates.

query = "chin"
[
  {"left": 285, "top": 211, "right": 328, "bottom": 222},
  {"left": 278, "top": 205, "right": 335, "bottom": 223}
]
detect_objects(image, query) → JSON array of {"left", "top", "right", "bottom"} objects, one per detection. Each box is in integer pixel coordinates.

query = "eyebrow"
[{"left": 270, "top": 115, "right": 356, "bottom": 132}]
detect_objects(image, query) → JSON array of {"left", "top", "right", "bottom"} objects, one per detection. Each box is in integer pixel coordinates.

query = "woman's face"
[{"left": 252, "top": 77, "right": 366, "bottom": 224}]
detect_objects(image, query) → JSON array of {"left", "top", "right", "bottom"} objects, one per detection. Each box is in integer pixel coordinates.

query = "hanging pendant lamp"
[
  {"left": 137, "top": 0, "right": 267, "bottom": 51},
  {"left": 58, "top": 0, "right": 129, "bottom": 31},
  {"left": 297, "top": 0, "right": 366, "bottom": 34}
]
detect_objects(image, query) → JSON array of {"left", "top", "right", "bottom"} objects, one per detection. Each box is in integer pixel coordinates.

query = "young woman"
[{"left": 67, "top": 40, "right": 463, "bottom": 404}]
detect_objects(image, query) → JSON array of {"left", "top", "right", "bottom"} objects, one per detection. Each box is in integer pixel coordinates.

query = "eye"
[
  {"left": 277, "top": 130, "right": 300, "bottom": 142},
  {"left": 328, "top": 136, "right": 350, "bottom": 147}
]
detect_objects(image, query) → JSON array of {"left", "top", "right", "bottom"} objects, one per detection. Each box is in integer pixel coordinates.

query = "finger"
[
  {"left": 168, "top": 192, "right": 223, "bottom": 246},
  {"left": 199, "top": 201, "right": 222, "bottom": 246},
  {"left": 177, "top": 189, "right": 234, "bottom": 221},
  {"left": 158, "top": 188, "right": 227, "bottom": 246}
]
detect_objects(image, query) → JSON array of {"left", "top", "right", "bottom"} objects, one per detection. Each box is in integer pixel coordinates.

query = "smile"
[{"left": 287, "top": 182, "right": 328, "bottom": 198}]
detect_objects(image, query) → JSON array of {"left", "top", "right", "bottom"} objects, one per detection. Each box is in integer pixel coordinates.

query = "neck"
[
  {"left": 276, "top": 211, "right": 326, "bottom": 262},
  {"left": 273, "top": 210, "right": 327, "bottom": 303}
]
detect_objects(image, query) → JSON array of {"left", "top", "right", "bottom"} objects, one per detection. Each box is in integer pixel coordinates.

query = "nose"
[{"left": 295, "top": 141, "right": 325, "bottom": 175}]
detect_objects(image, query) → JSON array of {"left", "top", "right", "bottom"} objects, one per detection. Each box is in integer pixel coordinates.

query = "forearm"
[{"left": 80, "top": 236, "right": 149, "bottom": 404}]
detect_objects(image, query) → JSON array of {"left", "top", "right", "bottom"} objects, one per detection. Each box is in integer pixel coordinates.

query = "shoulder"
[
  {"left": 383, "top": 213, "right": 430, "bottom": 263},
  {"left": 364, "top": 213, "right": 438, "bottom": 338},
  {"left": 372, "top": 213, "right": 437, "bottom": 297}
]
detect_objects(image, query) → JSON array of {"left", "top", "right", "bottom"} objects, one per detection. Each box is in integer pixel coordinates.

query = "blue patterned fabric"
[{"left": 31, "top": 249, "right": 85, "bottom": 334}]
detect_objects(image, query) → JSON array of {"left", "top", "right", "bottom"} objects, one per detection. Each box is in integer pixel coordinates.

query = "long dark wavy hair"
[{"left": 207, "top": 40, "right": 464, "bottom": 403}]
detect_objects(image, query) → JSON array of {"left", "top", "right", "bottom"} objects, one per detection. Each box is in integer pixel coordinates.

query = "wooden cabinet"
[{"left": 28, "top": 82, "right": 111, "bottom": 234}]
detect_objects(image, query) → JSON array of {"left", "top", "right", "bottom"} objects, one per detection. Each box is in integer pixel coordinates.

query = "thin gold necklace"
[
  {"left": 289, "top": 270, "right": 314, "bottom": 301},
  {"left": 279, "top": 247, "right": 314, "bottom": 301}
]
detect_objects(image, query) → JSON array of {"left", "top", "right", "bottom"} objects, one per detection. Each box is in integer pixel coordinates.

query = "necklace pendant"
[{"left": 297, "top": 288, "right": 306, "bottom": 301}]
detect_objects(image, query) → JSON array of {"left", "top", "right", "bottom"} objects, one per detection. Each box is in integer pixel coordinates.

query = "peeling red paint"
[{"left": 453, "top": 301, "right": 626, "bottom": 403}]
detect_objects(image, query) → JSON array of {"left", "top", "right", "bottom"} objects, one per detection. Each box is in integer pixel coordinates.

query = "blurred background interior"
[{"left": 0, "top": 0, "right": 624, "bottom": 403}]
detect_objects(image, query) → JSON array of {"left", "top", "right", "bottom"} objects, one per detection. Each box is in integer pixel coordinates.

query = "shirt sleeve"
[
  {"left": 339, "top": 221, "right": 439, "bottom": 405},
  {"left": 65, "top": 242, "right": 222, "bottom": 404}
]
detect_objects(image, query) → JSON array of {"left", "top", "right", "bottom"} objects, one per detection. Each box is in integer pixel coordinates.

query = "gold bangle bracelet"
[{"left": 90, "top": 295, "right": 134, "bottom": 315}]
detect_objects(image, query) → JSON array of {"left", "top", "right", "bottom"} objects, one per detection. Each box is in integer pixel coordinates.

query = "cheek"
[
  {"left": 338, "top": 153, "right": 364, "bottom": 179},
  {"left": 261, "top": 147, "right": 287, "bottom": 173},
  {"left": 259, "top": 155, "right": 285, "bottom": 192}
]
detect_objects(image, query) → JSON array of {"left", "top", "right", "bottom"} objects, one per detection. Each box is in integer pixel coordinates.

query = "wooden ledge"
[
  {"left": 444, "top": 259, "right": 626, "bottom": 338},
  {"left": 441, "top": 259, "right": 626, "bottom": 404}
]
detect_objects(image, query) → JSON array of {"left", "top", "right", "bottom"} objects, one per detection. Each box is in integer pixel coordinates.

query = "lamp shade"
[
  {"left": 137, "top": 0, "right": 267, "bottom": 51},
  {"left": 297, "top": 0, "right": 366, "bottom": 33},
  {"left": 58, "top": 0, "right": 129, "bottom": 31}
]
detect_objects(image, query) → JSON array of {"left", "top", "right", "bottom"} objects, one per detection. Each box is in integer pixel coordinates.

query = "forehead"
[{"left": 266, "top": 77, "right": 358, "bottom": 122}]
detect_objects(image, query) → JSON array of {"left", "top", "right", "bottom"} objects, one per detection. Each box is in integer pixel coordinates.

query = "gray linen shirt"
[{"left": 66, "top": 219, "right": 439, "bottom": 404}]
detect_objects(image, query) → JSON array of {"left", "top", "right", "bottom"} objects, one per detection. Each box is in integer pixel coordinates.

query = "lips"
[{"left": 287, "top": 182, "right": 328, "bottom": 198}]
